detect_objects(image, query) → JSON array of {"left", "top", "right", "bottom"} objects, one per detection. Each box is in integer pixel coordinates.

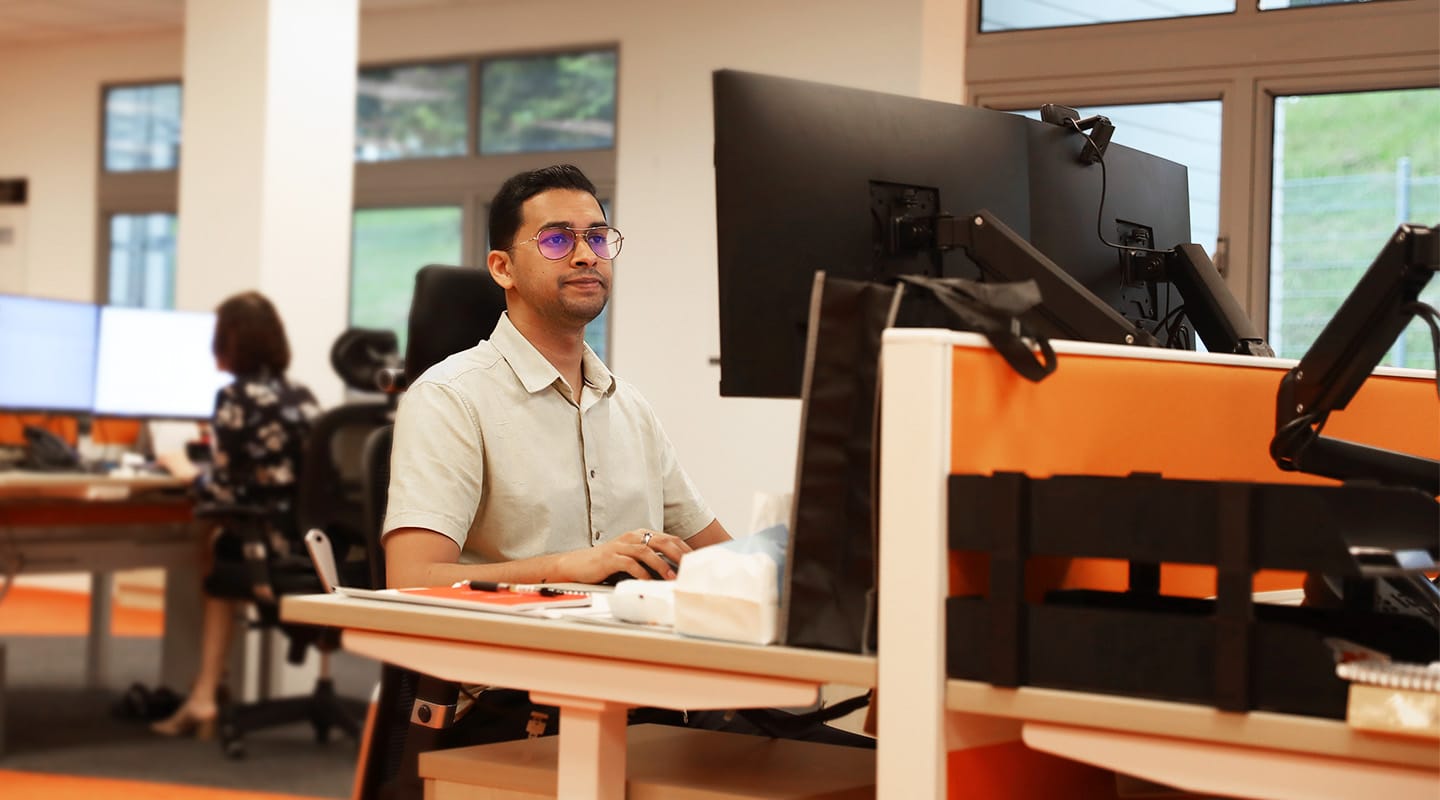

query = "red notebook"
[{"left": 336, "top": 585, "right": 591, "bottom": 615}]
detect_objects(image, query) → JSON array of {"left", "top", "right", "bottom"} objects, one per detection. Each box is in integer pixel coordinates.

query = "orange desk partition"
[{"left": 945, "top": 344, "right": 1439, "bottom": 599}]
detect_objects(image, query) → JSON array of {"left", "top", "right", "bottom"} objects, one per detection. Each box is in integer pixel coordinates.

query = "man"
[{"left": 383, "top": 164, "right": 731, "bottom": 589}]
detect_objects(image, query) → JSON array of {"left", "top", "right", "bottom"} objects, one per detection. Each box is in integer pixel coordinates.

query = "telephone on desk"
[{"left": 21, "top": 425, "right": 81, "bottom": 472}]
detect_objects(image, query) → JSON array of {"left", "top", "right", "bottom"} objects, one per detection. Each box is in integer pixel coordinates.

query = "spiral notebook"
[
  {"left": 335, "top": 585, "right": 591, "bottom": 615},
  {"left": 1336, "top": 658, "right": 1440, "bottom": 738}
]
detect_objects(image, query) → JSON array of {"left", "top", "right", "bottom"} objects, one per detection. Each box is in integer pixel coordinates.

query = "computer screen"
[
  {"left": 93, "top": 306, "right": 231, "bottom": 419},
  {"left": 0, "top": 294, "right": 99, "bottom": 413},
  {"left": 713, "top": 69, "right": 1196, "bottom": 398}
]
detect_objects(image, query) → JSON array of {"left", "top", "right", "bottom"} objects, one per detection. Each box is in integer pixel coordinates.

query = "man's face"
[{"left": 493, "top": 188, "right": 612, "bottom": 330}]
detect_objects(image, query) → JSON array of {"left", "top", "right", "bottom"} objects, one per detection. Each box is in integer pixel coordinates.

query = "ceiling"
[{"left": 0, "top": 0, "right": 498, "bottom": 47}]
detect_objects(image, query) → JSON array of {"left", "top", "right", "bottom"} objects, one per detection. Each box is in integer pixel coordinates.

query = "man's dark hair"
[
  {"left": 212, "top": 291, "right": 292, "bottom": 375},
  {"left": 488, "top": 164, "right": 600, "bottom": 252}
]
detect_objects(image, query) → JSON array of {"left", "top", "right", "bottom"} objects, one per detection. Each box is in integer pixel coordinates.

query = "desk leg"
[
  {"left": 86, "top": 571, "right": 113, "bottom": 688},
  {"left": 160, "top": 562, "right": 203, "bottom": 691},
  {"left": 531, "top": 692, "right": 628, "bottom": 800}
]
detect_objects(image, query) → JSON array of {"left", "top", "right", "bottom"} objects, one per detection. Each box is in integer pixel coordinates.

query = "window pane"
[
  {"left": 1259, "top": 0, "right": 1399, "bottom": 9},
  {"left": 1015, "top": 101, "right": 1222, "bottom": 257},
  {"left": 1269, "top": 88, "right": 1440, "bottom": 367},
  {"left": 479, "top": 51, "right": 617, "bottom": 155},
  {"left": 351, "top": 207, "right": 463, "bottom": 353},
  {"left": 981, "top": 0, "right": 1234, "bottom": 32},
  {"left": 108, "top": 213, "right": 176, "bottom": 309},
  {"left": 356, "top": 63, "right": 469, "bottom": 162},
  {"left": 104, "top": 84, "right": 182, "bottom": 172}
]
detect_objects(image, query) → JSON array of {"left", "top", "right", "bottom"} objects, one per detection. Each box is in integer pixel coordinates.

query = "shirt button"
[{"left": 589, "top": 469, "right": 596, "bottom": 478}]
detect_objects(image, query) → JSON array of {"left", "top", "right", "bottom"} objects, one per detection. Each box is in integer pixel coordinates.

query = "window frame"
[
  {"left": 97, "top": 78, "right": 182, "bottom": 305},
  {"left": 966, "top": 0, "right": 1440, "bottom": 336},
  {"left": 351, "top": 45, "right": 620, "bottom": 361}
]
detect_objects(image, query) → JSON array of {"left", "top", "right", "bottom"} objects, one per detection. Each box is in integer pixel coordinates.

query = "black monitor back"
[
  {"left": 714, "top": 69, "right": 1031, "bottom": 398},
  {"left": 1026, "top": 123, "right": 1192, "bottom": 336}
]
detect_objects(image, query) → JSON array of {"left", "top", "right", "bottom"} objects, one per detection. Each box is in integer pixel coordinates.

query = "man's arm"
[
  {"left": 385, "top": 526, "right": 700, "bottom": 588},
  {"left": 685, "top": 518, "right": 732, "bottom": 549}
]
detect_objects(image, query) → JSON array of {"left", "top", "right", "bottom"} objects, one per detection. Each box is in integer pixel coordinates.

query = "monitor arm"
[
  {"left": 1151, "top": 244, "right": 1275, "bottom": 357},
  {"left": 1271, "top": 223, "right": 1439, "bottom": 496},
  {"left": 932, "top": 210, "right": 1158, "bottom": 347}
]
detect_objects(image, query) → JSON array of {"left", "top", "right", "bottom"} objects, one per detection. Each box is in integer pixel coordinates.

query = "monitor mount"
[
  {"left": 1271, "top": 223, "right": 1439, "bottom": 497},
  {"left": 1041, "top": 104, "right": 1114, "bottom": 165}
]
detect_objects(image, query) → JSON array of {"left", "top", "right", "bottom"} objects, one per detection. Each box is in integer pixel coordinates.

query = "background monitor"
[
  {"left": 713, "top": 69, "right": 1196, "bottom": 398},
  {"left": 0, "top": 294, "right": 99, "bottom": 413},
  {"left": 93, "top": 306, "right": 231, "bottom": 419}
]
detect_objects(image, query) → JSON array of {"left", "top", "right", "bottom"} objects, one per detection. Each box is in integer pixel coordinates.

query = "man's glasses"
[{"left": 512, "top": 226, "right": 624, "bottom": 261}]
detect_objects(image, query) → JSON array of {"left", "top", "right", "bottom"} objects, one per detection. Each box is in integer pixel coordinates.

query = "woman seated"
[{"left": 152, "top": 291, "right": 319, "bottom": 738}]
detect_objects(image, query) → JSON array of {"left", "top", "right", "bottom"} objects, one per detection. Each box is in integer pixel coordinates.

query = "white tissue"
[{"left": 672, "top": 532, "right": 782, "bottom": 645}]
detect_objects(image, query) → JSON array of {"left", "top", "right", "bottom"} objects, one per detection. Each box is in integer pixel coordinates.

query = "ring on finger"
[{"left": 641, "top": 531, "right": 653, "bottom": 546}]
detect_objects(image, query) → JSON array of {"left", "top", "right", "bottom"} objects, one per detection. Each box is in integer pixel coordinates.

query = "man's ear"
[{"left": 487, "top": 249, "right": 516, "bottom": 290}]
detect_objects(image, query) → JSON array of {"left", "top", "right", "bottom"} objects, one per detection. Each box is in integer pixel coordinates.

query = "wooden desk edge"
[
  {"left": 282, "top": 593, "right": 877, "bottom": 688},
  {"left": 945, "top": 679, "right": 1438, "bottom": 769}
]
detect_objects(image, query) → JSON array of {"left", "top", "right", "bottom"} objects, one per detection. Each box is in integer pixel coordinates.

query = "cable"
[
  {"left": 1400, "top": 300, "right": 1440, "bottom": 399},
  {"left": 1064, "top": 120, "right": 1172, "bottom": 256}
]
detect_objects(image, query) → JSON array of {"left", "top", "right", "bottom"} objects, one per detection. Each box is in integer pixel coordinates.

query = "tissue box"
[{"left": 672, "top": 542, "right": 780, "bottom": 645}]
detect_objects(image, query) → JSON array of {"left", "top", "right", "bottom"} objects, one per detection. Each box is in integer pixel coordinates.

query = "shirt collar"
[{"left": 490, "top": 312, "right": 616, "bottom": 397}]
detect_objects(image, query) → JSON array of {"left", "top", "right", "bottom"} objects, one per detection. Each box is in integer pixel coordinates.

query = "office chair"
[
  {"left": 209, "top": 328, "right": 400, "bottom": 759},
  {"left": 353, "top": 265, "right": 506, "bottom": 800}
]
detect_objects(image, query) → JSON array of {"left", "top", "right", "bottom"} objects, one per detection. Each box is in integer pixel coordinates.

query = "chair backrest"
[
  {"left": 361, "top": 423, "right": 394, "bottom": 590},
  {"left": 360, "top": 264, "right": 507, "bottom": 587},
  {"left": 403, "top": 264, "right": 506, "bottom": 386},
  {"left": 296, "top": 401, "right": 393, "bottom": 582}
]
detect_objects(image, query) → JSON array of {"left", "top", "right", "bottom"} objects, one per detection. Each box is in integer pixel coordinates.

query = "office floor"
[{"left": 0, "top": 587, "right": 377, "bottom": 799}]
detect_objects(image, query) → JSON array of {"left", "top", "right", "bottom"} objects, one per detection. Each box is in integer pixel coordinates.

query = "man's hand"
[{"left": 556, "top": 528, "right": 693, "bottom": 583}]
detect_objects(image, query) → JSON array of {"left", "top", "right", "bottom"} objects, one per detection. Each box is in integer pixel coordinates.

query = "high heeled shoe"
[{"left": 150, "top": 706, "right": 218, "bottom": 740}]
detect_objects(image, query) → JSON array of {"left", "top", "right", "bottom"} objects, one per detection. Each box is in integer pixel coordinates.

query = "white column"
[{"left": 176, "top": 0, "right": 357, "bottom": 405}]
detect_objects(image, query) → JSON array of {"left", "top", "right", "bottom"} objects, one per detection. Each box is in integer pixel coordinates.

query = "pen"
[{"left": 451, "top": 580, "right": 592, "bottom": 596}]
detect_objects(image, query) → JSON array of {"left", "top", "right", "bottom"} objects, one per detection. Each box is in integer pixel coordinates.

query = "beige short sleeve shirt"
[{"left": 381, "top": 313, "right": 714, "bottom": 564}]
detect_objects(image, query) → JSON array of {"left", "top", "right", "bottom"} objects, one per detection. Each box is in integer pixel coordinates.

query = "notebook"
[
  {"left": 335, "top": 585, "right": 591, "bottom": 615},
  {"left": 1337, "top": 658, "right": 1440, "bottom": 738}
]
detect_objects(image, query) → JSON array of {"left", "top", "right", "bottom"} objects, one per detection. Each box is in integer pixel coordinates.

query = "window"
[
  {"left": 350, "top": 207, "right": 464, "bottom": 355},
  {"left": 1268, "top": 87, "right": 1440, "bottom": 365},
  {"left": 103, "top": 83, "right": 182, "bottom": 172},
  {"left": 968, "top": 0, "right": 1438, "bottom": 365},
  {"left": 107, "top": 213, "right": 177, "bottom": 309},
  {"left": 352, "top": 48, "right": 618, "bottom": 363},
  {"left": 100, "top": 82, "right": 182, "bottom": 307},
  {"left": 980, "top": 0, "right": 1235, "bottom": 32},
  {"left": 356, "top": 62, "right": 470, "bottom": 162},
  {"left": 479, "top": 51, "right": 617, "bottom": 155}
]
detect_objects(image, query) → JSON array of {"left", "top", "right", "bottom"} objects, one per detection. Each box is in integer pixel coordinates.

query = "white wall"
[
  {"left": 0, "top": 33, "right": 181, "bottom": 301},
  {"left": 0, "top": 0, "right": 967, "bottom": 532}
]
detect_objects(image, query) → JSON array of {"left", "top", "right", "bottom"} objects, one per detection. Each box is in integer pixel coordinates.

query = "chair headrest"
[
  {"left": 330, "top": 328, "right": 401, "bottom": 392},
  {"left": 404, "top": 265, "right": 506, "bottom": 386}
]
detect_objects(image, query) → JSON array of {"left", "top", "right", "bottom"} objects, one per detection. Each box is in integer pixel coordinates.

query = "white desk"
[
  {"left": 0, "top": 470, "right": 198, "bottom": 688},
  {"left": 876, "top": 329, "right": 1440, "bottom": 799},
  {"left": 281, "top": 593, "right": 876, "bottom": 800}
]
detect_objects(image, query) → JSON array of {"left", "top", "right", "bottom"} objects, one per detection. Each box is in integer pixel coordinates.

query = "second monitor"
[
  {"left": 93, "top": 306, "right": 231, "bottom": 420},
  {"left": 713, "top": 70, "right": 1203, "bottom": 399}
]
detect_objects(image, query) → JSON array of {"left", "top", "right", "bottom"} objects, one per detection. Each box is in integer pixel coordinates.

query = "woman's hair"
[{"left": 212, "top": 291, "right": 291, "bottom": 375}]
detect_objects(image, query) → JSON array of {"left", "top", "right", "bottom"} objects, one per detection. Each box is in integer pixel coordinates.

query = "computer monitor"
[
  {"left": 0, "top": 294, "right": 99, "bottom": 413},
  {"left": 1026, "top": 121, "right": 1194, "bottom": 346},
  {"left": 713, "top": 70, "right": 1200, "bottom": 398},
  {"left": 714, "top": 69, "right": 1032, "bottom": 399},
  {"left": 93, "top": 306, "right": 231, "bottom": 420}
]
